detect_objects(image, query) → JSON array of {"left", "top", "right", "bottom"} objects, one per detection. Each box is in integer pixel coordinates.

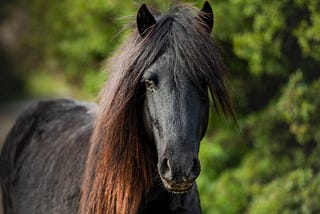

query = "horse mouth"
[{"left": 162, "top": 179, "right": 194, "bottom": 193}]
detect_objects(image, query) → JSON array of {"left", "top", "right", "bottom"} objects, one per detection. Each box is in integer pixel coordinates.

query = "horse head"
[{"left": 137, "top": 1, "right": 216, "bottom": 193}]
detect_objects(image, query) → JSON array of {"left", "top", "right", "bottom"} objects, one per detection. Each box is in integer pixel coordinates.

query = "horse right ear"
[
  {"left": 137, "top": 4, "right": 156, "bottom": 37},
  {"left": 199, "top": 1, "right": 214, "bottom": 34}
]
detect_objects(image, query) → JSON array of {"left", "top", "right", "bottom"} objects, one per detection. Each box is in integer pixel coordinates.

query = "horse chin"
[{"left": 161, "top": 179, "right": 194, "bottom": 194}]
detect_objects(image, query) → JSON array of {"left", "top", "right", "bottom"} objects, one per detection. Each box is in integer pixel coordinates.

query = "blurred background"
[{"left": 0, "top": 0, "right": 319, "bottom": 213}]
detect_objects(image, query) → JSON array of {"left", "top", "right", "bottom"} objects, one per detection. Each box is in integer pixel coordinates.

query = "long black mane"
[{"left": 81, "top": 4, "right": 235, "bottom": 214}]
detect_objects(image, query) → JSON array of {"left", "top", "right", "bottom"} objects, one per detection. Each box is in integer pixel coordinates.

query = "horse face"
[{"left": 142, "top": 49, "right": 209, "bottom": 193}]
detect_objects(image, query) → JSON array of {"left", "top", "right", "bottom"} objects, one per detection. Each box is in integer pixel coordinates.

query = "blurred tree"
[{"left": 197, "top": 0, "right": 320, "bottom": 213}]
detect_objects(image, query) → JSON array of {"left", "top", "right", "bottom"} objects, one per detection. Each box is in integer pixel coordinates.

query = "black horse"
[{"left": 1, "top": 2, "right": 235, "bottom": 213}]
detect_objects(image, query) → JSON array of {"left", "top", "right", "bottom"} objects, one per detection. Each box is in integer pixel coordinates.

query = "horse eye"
[{"left": 145, "top": 80, "right": 155, "bottom": 93}]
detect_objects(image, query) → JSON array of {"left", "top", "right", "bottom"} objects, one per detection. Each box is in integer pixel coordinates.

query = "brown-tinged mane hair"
[{"left": 80, "top": 4, "right": 236, "bottom": 214}]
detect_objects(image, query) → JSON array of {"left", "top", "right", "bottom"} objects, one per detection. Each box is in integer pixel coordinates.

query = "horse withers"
[{"left": 1, "top": 2, "right": 235, "bottom": 213}]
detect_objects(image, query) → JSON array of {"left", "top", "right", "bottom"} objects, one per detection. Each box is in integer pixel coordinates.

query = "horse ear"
[
  {"left": 199, "top": 1, "right": 214, "bottom": 33},
  {"left": 137, "top": 4, "right": 156, "bottom": 37}
]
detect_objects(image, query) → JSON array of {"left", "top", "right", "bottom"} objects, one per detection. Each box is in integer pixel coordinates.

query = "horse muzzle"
[
  {"left": 162, "top": 178, "right": 194, "bottom": 193},
  {"left": 158, "top": 156, "right": 201, "bottom": 193}
]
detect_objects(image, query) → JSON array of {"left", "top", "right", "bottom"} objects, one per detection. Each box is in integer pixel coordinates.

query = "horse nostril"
[
  {"left": 189, "top": 158, "right": 201, "bottom": 181},
  {"left": 160, "top": 157, "right": 172, "bottom": 181}
]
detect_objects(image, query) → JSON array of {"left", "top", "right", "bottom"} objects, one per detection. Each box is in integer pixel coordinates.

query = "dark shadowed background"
[{"left": 0, "top": 0, "right": 320, "bottom": 213}]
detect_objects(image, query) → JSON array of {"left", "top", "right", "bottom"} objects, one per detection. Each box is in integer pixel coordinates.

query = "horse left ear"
[
  {"left": 137, "top": 4, "right": 156, "bottom": 37},
  {"left": 199, "top": 1, "right": 214, "bottom": 33}
]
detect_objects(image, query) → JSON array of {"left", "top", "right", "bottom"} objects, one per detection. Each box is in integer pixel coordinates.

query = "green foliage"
[
  {"left": 215, "top": 0, "right": 320, "bottom": 76},
  {"left": 294, "top": 1, "right": 320, "bottom": 61},
  {"left": 17, "top": 0, "right": 139, "bottom": 96},
  {"left": 277, "top": 71, "right": 320, "bottom": 144},
  {"left": 206, "top": 170, "right": 250, "bottom": 214},
  {"left": 248, "top": 169, "right": 320, "bottom": 214},
  {"left": 197, "top": 0, "right": 320, "bottom": 213}
]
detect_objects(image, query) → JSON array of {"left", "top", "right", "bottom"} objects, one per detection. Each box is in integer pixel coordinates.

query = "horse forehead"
[{"left": 144, "top": 48, "right": 201, "bottom": 94}]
